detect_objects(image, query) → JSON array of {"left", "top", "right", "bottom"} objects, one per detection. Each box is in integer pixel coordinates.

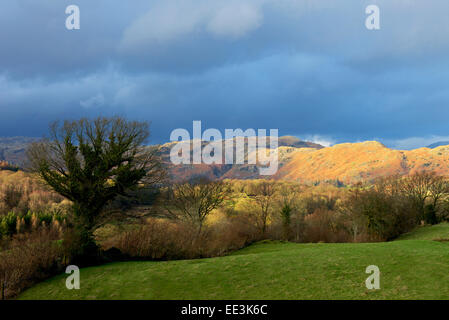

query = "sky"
[{"left": 1, "top": 0, "right": 449, "bottom": 149}]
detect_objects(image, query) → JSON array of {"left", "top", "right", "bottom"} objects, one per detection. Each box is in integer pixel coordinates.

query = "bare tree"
[
  {"left": 162, "top": 178, "right": 228, "bottom": 234},
  {"left": 401, "top": 172, "right": 432, "bottom": 216},
  {"left": 401, "top": 171, "right": 449, "bottom": 221},
  {"left": 428, "top": 175, "right": 449, "bottom": 209},
  {"left": 250, "top": 181, "right": 277, "bottom": 235}
]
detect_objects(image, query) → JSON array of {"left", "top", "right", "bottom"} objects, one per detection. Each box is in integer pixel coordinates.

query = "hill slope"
[
  {"left": 398, "top": 223, "right": 449, "bottom": 241},
  {"left": 276, "top": 141, "right": 449, "bottom": 184},
  {"left": 163, "top": 140, "right": 449, "bottom": 183},
  {"left": 159, "top": 136, "right": 323, "bottom": 181},
  {"left": 19, "top": 238, "right": 449, "bottom": 300},
  {"left": 0, "top": 137, "right": 37, "bottom": 165}
]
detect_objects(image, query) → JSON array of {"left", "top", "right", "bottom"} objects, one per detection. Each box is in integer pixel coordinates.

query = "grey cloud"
[{"left": 0, "top": 0, "right": 449, "bottom": 148}]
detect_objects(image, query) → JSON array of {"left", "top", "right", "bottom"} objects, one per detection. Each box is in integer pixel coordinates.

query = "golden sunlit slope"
[
  {"left": 158, "top": 137, "right": 323, "bottom": 181},
  {"left": 276, "top": 141, "right": 449, "bottom": 184}
]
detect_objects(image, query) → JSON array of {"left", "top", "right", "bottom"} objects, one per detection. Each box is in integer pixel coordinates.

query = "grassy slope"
[
  {"left": 398, "top": 222, "right": 449, "bottom": 241},
  {"left": 20, "top": 235, "right": 449, "bottom": 300}
]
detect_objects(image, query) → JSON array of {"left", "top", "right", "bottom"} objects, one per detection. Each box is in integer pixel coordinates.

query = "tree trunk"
[{"left": 67, "top": 204, "right": 101, "bottom": 266}]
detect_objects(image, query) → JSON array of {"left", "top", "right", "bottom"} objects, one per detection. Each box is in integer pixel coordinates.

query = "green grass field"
[
  {"left": 398, "top": 222, "right": 449, "bottom": 241},
  {"left": 19, "top": 224, "right": 449, "bottom": 300}
]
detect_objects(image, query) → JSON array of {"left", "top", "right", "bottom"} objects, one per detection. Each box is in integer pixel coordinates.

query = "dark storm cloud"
[{"left": 1, "top": 0, "right": 449, "bottom": 148}]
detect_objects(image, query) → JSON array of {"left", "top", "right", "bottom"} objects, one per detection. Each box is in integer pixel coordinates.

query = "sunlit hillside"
[{"left": 276, "top": 142, "right": 449, "bottom": 184}]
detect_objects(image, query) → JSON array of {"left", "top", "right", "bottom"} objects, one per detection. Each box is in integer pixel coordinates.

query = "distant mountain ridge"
[
  {"left": 0, "top": 137, "right": 38, "bottom": 165},
  {"left": 3, "top": 136, "right": 449, "bottom": 184},
  {"left": 277, "top": 136, "right": 324, "bottom": 149},
  {"left": 427, "top": 141, "right": 449, "bottom": 149},
  {"left": 0, "top": 135, "right": 324, "bottom": 180},
  {"left": 158, "top": 136, "right": 323, "bottom": 181}
]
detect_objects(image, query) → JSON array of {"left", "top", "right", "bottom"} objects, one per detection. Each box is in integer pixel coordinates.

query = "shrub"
[
  {"left": 342, "top": 178, "right": 419, "bottom": 241},
  {"left": 1, "top": 184, "right": 23, "bottom": 211},
  {"left": 102, "top": 216, "right": 259, "bottom": 260},
  {"left": 0, "top": 227, "right": 64, "bottom": 300},
  {"left": 424, "top": 204, "right": 438, "bottom": 225},
  {"left": 302, "top": 209, "right": 351, "bottom": 243}
]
